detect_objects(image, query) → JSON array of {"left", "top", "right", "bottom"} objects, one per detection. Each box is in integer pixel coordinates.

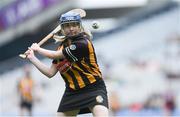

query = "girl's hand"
[
  {"left": 25, "top": 47, "right": 35, "bottom": 60},
  {"left": 30, "top": 43, "right": 40, "bottom": 51}
]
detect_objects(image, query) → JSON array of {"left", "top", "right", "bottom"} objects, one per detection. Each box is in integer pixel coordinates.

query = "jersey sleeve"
[{"left": 62, "top": 40, "right": 88, "bottom": 62}]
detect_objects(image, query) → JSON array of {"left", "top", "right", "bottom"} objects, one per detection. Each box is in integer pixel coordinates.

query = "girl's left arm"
[{"left": 30, "top": 43, "right": 65, "bottom": 59}]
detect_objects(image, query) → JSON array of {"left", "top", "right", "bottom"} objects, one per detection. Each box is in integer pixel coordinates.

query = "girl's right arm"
[{"left": 25, "top": 48, "right": 58, "bottom": 78}]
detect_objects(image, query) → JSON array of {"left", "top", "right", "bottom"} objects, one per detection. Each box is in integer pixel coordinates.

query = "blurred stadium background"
[{"left": 0, "top": 0, "right": 180, "bottom": 116}]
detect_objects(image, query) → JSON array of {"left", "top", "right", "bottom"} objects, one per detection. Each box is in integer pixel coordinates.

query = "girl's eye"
[{"left": 62, "top": 22, "right": 80, "bottom": 28}]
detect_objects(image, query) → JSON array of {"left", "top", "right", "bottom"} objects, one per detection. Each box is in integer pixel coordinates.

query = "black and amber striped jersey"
[{"left": 52, "top": 33, "right": 102, "bottom": 90}]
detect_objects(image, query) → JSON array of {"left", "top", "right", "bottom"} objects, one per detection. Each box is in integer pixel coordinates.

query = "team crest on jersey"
[
  {"left": 96, "top": 95, "right": 103, "bottom": 103},
  {"left": 69, "top": 44, "right": 76, "bottom": 50}
]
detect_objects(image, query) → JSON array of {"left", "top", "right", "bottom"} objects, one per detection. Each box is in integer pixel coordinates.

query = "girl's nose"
[{"left": 69, "top": 26, "right": 74, "bottom": 30}]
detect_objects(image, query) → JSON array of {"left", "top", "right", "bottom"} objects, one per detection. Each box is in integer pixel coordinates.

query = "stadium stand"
[{"left": 0, "top": 0, "right": 180, "bottom": 116}]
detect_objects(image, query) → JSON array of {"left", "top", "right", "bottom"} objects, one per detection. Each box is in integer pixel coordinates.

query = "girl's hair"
[{"left": 81, "top": 25, "right": 93, "bottom": 40}]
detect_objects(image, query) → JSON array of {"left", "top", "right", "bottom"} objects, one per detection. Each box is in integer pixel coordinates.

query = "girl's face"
[{"left": 61, "top": 22, "right": 81, "bottom": 37}]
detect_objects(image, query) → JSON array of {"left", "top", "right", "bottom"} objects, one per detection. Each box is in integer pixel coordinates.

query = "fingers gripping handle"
[
  {"left": 19, "top": 33, "right": 54, "bottom": 59},
  {"left": 19, "top": 25, "right": 61, "bottom": 59}
]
